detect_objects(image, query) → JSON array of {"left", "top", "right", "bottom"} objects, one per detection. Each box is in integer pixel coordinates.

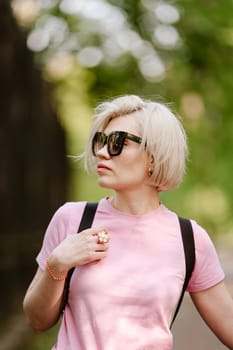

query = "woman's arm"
[
  {"left": 23, "top": 227, "right": 109, "bottom": 333},
  {"left": 190, "top": 280, "right": 233, "bottom": 349},
  {"left": 23, "top": 267, "right": 65, "bottom": 333}
]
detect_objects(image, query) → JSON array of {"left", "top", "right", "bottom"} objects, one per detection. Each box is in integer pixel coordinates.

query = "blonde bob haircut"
[{"left": 83, "top": 95, "right": 188, "bottom": 192}]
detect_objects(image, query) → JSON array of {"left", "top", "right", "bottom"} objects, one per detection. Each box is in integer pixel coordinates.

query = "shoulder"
[
  {"left": 55, "top": 201, "right": 87, "bottom": 218},
  {"left": 187, "top": 219, "right": 224, "bottom": 292},
  {"left": 168, "top": 211, "right": 215, "bottom": 249},
  {"left": 190, "top": 219, "right": 216, "bottom": 251},
  {"left": 180, "top": 217, "right": 220, "bottom": 258},
  {"left": 46, "top": 201, "right": 88, "bottom": 235}
]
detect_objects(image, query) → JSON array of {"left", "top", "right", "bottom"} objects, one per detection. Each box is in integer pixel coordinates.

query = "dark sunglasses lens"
[
  {"left": 108, "top": 132, "right": 123, "bottom": 156},
  {"left": 93, "top": 133, "right": 105, "bottom": 155}
]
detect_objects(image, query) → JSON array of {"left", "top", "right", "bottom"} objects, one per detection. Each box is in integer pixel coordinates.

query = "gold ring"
[{"left": 97, "top": 231, "right": 109, "bottom": 244}]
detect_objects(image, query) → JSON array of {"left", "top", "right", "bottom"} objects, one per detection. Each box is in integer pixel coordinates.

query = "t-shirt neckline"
[{"left": 100, "top": 196, "right": 165, "bottom": 219}]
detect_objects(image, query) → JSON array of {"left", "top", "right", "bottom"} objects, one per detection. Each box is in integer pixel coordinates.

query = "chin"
[{"left": 98, "top": 180, "right": 113, "bottom": 189}]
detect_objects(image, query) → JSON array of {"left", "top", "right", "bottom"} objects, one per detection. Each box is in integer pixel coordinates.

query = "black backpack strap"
[
  {"left": 170, "top": 217, "right": 195, "bottom": 328},
  {"left": 61, "top": 202, "right": 98, "bottom": 312},
  {"left": 78, "top": 202, "right": 99, "bottom": 232}
]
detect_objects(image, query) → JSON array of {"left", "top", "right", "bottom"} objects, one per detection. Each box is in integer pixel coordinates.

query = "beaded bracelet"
[{"left": 46, "top": 259, "right": 67, "bottom": 281}]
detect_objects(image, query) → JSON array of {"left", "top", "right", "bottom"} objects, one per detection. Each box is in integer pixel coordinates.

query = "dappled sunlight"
[
  {"left": 180, "top": 92, "right": 205, "bottom": 122},
  {"left": 12, "top": 0, "right": 39, "bottom": 26},
  {"left": 154, "top": 2, "right": 180, "bottom": 24},
  {"left": 27, "top": 14, "right": 68, "bottom": 51},
  {"left": 11, "top": 0, "right": 181, "bottom": 82},
  {"left": 139, "top": 54, "right": 165, "bottom": 82},
  {"left": 45, "top": 52, "right": 74, "bottom": 79},
  {"left": 27, "top": 27, "right": 49, "bottom": 51},
  {"left": 153, "top": 24, "right": 180, "bottom": 49},
  {"left": 77, "top": 47, "right": 103, "bottom": 68}
]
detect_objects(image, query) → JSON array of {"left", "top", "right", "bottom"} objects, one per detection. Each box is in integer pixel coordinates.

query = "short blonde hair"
[{"left": 83, "top": 95, "right": 188, "bottom": 191}]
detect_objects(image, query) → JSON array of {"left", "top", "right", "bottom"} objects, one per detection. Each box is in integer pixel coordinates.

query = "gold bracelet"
[{"left": 46, "top": 259, "right": 67, "bottom": 281}]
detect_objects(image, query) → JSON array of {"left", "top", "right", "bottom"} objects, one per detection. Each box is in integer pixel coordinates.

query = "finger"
[
  {"left": 94, "top": 242, "right": 109, "bottom": 252},
  {"left": 81, "top": 226, "right": 106, "bottom": 234},
  {"left": 91, "top": 251, "right": 108, "bottom": 261}
]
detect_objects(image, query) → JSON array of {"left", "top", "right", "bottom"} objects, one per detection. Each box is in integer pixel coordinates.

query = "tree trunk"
[{"left": 0, "top": 0, "right": 68, "bottom": 324}]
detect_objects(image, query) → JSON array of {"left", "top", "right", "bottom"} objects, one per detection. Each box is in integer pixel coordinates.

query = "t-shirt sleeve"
[
  {"left": 187, "top": 220, "right": 224, "bottom": 292},
  {"left": 36, "top": 202, "right": 86, "bottom": 270}
]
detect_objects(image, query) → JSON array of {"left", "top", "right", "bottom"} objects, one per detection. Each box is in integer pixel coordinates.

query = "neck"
[{"left": 110, "top": 187, "right": 160, "bottom": 215}]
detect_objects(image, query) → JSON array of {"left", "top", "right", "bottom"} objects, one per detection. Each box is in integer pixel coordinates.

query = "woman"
[{"left": 23, "top": 95, "right": 233, "bottom": 349}]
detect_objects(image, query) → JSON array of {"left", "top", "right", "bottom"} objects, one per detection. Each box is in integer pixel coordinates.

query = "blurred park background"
[{"left": 0, "top": 0, "right": 233, "bottom": 349}]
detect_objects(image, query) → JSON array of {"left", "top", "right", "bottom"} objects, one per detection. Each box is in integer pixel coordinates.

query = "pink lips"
[{"left": 97, "top": 163, "right": 111, "bottom": 173}]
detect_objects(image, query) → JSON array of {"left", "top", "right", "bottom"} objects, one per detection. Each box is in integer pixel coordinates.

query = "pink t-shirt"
[{"left": 37, "top": 198, "right": 224, "bottom": 350}]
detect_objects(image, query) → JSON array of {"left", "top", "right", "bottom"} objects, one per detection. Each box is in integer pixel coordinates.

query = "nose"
[{"left": 95, "top": 143, "right": 110, "bottom": 158}]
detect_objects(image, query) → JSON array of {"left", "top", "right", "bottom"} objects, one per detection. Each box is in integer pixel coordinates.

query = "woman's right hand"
[{"left": 47, "top": 227, "right": 109, "bottom": 278}]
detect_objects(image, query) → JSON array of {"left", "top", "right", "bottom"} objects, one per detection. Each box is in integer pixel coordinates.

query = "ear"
[
  {"left": 146, "top": 152, "right": 154, "bottom": 167},
  {"left": 147, "top": 154, "right": 154, "bottom": 177}
]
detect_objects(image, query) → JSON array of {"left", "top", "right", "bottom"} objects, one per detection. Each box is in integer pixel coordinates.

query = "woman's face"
[{"left": 94, "top": 114, "right": 150, "bottom": 192}]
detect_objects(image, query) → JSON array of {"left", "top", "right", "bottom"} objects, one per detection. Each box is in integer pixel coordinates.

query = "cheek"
[{"left": 121, "top": 155, "right": 148, "bottom": 176}]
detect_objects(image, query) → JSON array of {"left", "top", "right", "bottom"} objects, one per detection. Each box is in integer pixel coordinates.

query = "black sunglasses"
[{"left": 92, "top": 131, "right": 142, "bottom": 157}]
